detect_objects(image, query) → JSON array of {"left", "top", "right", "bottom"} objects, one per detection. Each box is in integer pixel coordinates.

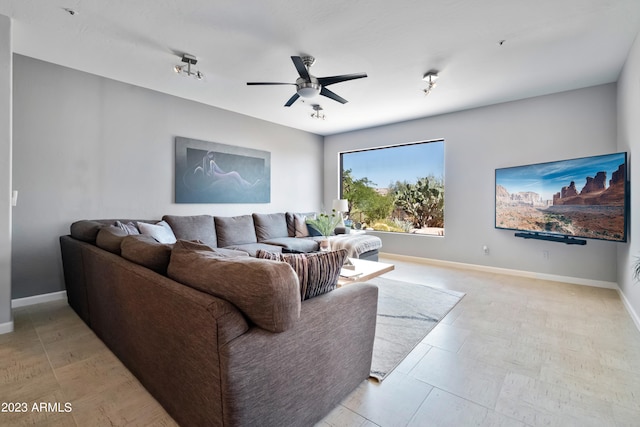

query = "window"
[{"left": 340, "top": 140, "right": 444, "bottom": 235}]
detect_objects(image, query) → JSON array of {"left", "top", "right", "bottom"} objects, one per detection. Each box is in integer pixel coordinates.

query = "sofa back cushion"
[
  {"left": 95, "top": 226, "right": 128, "bottom": 254},
  {"left": 70, "top": 220, "right": 107, "bottom": 243},
  {"left": 256, "top": 249, "right": 347, "bottom": 300},
  {"left": 70, "top": 219, "right": 153, "bottom": 243},
  {"left": 214, "top": 215, "right": 257, "bottom": 247},
  {"left": 252, "top": 213, "right": 288, "bottom": 242},
  {"left": 167, "top": 240, "right": 300, "bottom": 333},
  {"left": 163, "top": 215, "right": 217, "bottom": 248},
  {"left": 120, "top": 234, "right": 173, "bottom": 275}
]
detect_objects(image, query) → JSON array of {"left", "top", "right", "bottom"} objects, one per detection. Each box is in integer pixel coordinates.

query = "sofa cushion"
[
  {"left": 215, "top": 215, "right": 257, "bottom": 247},
  {"left": 252, "top": 213, "right": 289, "bottom": 242},
  {"left": 302, "top": 214, "right": 324, "bottom": 237},
  {"left": 285, "top": 212, "right": 296, "bottom": 237},
  {"left": 256, "top": 249, "right": 347, "bottom": 300},
  {"left": 163, "top": 215, "right": 217, "bottom": 248},
  {"left": 294, "top": 214, "right": 311, "bottom": 237},
  {"left": 70, "top": 220, "right": 106, "bottom": 243},
  {"left": 171, "top": 239, "right": 250, "bottom": 258},
  {"left": 115, "top": 220, "right": 140, "bottom": 235},
  {"left": 286, "top": 212, "right": 316, "bottom": 237},
  {"left": 261, "top": 237, "right": 319, "bottom": 253},
  {"left": 120, "top": 234, "right": 173, "bottom": 275},
  {"left": 222, "top": 242, "right": 283, "bottom": 257},
  {"left": 95, "top": 225, "right": 128, "bottom": 254},
  {"left": 168, "top": 240, "right": 300, "bottom": 333},
  {"left": 138, "top": 220, "right": 177, "bottom": 244}
]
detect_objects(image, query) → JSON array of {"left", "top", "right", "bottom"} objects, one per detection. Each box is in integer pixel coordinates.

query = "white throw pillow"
[{"left": 138, "top": 220, "right": 177, "bottom": 244}]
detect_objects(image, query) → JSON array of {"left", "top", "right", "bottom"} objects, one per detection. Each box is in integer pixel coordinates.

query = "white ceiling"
[{"left": 2, "top": 0, "right": 640, "bottom": 136}]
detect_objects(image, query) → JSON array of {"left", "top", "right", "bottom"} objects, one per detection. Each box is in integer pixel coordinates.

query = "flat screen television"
[{"left": 495, "top": 152, "right": 628, "bottom": 243}]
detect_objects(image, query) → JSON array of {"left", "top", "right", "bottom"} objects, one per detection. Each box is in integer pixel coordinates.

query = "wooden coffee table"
[{"left": 337, "top": 258, "right": 394, "bottom": 287}]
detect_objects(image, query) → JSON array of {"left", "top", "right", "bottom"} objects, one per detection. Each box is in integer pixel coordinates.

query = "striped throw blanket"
[{"left": 328, "top": 233, "right": 382, "bottom": 258}]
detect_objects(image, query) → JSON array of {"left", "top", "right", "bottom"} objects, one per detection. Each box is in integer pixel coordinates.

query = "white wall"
[
  {"left": 325, "top": 84, "right": 619, "bottom": 283},
  {"left": 12, "top": 55, "right": 323, "bottom": 299},
  {"left": 617, "top": 31, "right": 640, "bottom": 323},
  {"left": 0, "top": 15, "right": 12, "bottom": 332}
]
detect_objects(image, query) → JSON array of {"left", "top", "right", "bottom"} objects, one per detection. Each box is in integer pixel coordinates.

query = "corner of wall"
[
  {"left": 0, "top": 14, "right": 14, "bottom": 331},
  {"left": 617, "top": 27, "right": 640, "bottom": 326}
]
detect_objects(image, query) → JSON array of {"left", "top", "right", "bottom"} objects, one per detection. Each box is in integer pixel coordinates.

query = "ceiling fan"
[{"left": 247, "top": 55, "right": 367, "bottom": 107}]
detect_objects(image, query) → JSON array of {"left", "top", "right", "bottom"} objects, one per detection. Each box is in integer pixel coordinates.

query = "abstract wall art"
[{"left": 175, "top": 137, "right": 271, "bottom": 203}]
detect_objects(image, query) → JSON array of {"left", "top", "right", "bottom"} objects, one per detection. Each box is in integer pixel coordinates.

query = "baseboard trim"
[
  {"left": 618, "top": 289, "right": 640, "bottom": 332},
  {"left": 11, "top": 290, "right": 67, "bottom": 308},
  {"left": 379, "top": 252, "right": 619, "bottom": 289},
  {"left": 0, "top": 320, "right": 14, "bottom": 335}
]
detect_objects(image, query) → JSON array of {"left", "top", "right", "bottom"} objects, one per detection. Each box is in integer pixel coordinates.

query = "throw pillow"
[
  {"left": 294, "top": 214, "right": 310, "bottom": 238},
  {"left": 114, "top": 220, "right": 140, "bottom": 235},
  {"left": 138, "top": 220, "right": 177, "bottom": 244},
  {"left": 304, "top": 214, "right": 324, "bottom": 237},
  {"left": 256, "top": 249, "right": 347, "bottom": 300}
]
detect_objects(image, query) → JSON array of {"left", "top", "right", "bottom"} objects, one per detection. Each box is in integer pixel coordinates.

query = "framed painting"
[{"left": 175, "top": 137, "right": 271, "bottom": 203}]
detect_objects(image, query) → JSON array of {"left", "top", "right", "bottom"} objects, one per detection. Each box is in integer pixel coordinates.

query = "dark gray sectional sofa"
[{"left": 60, "top": 212, "right": 380, "bottom": 427}]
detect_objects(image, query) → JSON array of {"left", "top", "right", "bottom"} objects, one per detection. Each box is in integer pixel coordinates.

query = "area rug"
[{"left": 368, "top": 277, "right": 465, "bottom": 381}]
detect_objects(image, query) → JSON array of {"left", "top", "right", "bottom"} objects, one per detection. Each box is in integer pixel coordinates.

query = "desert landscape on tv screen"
[{"left": 495, "top": 153, "right": 626, "bottom": 242}]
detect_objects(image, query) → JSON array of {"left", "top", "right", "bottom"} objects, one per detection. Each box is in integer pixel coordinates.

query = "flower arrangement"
[{"left": 306, "top": 210, "right": 342, "bottom": 237}]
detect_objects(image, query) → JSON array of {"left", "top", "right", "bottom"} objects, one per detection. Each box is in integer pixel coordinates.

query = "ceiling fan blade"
[
  {"left": 284, "top": 93, "right": 300, "bottom": 107},
  {"left": 291, "top": 56, "right": 311, "bottom": 82},
  {"left": 247, "top": 82, "right": 294, "bottom": 85},
  {"left": 317, "top": 73, "right": 368, "bottom": 87},
  {"left": 320, "top": 87, "right": 348, "bottom": 104}
]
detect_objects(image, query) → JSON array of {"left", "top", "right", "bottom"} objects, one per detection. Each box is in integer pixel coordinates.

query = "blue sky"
[
  {"left": 341, "top": 141, "right": 444, "bottom": 188},
  {"left": 496, "top": 152, "right": 625, "bottom": 200}
]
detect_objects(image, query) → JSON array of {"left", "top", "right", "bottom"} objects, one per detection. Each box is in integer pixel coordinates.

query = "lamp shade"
[{"left": 332, "top": 199, "right": 349, "bottom": 212}]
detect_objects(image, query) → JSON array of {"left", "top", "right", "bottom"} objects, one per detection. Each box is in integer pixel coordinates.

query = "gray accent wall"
[
  {"left": 324, "top": 84, "right": 619, "bottom": 283},
  {"left": 617, "top": 31, "right": 640, "bottom": 322},
  {"left": 0, "top": 15, "right": 12, "bottom": 330},
  {"left": 11, "top": 55, "right": 323, "bottom": 299}
]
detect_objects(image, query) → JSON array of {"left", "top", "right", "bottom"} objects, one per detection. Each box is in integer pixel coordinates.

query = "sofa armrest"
[{"left": 219, "top": 283, "right": 378, "bottom": 426}]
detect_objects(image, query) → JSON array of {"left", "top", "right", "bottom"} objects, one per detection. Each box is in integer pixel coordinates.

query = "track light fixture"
[
  {"left": 310, "top": 104, "right": 326, "bottom": 120},
  {"left": 422, "top": 71, "right": 439, "bottom": 96},
  {"left": 174, "top": 54, "right": 204, "bottom": 80}
]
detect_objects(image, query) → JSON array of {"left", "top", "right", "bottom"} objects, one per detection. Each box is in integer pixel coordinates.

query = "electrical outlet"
[
  {"left": 483, "top": 245, "right": 490, "bottom": 255},
  {"left": 543, "top": 250, "right": 550, "bottom": 260}
]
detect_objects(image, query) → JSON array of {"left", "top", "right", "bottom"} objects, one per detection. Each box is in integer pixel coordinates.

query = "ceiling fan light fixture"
[
  {"left": 247, "top": 55, "right": 367, "bottom": 107},
  {"left": 297, "top": 81, "right": 321, "bottom": 98}
]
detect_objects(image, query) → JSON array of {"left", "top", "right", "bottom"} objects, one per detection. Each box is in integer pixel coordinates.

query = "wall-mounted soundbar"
[{"left": 514, "top": 232, "right": 586, "bottom": 245}]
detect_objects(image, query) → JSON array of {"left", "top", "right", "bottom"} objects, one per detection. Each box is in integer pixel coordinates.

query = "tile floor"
[{"left": 2, "top": 256, "right": 640, "bottom": 426}]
